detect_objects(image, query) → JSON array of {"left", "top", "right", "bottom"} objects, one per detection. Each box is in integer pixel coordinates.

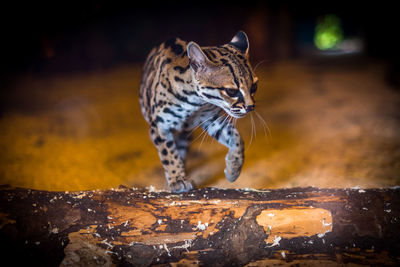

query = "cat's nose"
[{"left": 245, "top": 105, "right": 255, "bottom": 112}]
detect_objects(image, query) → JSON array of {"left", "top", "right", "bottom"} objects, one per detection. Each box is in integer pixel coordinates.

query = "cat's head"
[{"left": 188, "top": 31, "right": 258, "bottom": 118}]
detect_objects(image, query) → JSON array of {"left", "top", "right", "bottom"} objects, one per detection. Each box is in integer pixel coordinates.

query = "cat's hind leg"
[{"left": 149, "top": 124, "right": 193, "bottom": 193}]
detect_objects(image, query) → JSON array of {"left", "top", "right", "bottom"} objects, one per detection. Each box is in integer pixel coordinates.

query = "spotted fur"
[{"left": 139, "top": 31, "right": 258, "bottom": 193}]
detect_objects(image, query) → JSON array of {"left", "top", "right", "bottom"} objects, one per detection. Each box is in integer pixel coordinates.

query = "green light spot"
[{"left": 314, "top": 14, "right": 344, "bottom": 50}]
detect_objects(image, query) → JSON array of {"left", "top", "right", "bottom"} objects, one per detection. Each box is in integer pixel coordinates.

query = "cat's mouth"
[
  {"left": 220, "top": 105, "right": 248, "bottom": 118},
  {"left": 228, "top": 105, "right": 255, "bottom": 118},
  {"left": 227, "top": 109, "right": 247, "bottom": 119}
]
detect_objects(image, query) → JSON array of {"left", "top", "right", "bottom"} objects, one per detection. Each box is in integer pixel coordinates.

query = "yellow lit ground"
[{"left": 1, "top": 60, "right": 399, "bottom": 191}]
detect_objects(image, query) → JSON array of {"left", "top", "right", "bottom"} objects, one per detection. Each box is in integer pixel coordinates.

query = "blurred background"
[{"left": 0, "top": 1, "right": 399, "bottom": 191}]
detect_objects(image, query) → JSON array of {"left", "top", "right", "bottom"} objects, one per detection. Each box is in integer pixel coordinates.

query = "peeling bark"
[{"left": 0, "top": 185, "right": 399, "bottom": 266}]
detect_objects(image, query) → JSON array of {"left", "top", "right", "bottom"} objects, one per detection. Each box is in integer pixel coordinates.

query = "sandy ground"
[{"left": 1, "top": 58, "right": 399, "bottom": 191}]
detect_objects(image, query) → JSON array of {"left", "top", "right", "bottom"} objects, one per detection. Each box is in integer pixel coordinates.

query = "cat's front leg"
[
  {"left": 224, "top": 136, "right": 244, "bottom": 182},
  {"left": 202, "top": 116, "right": 244, "bottom": 182},
  {"left": 174, "top": 129, "right": 192, "bottom": 166},
  {"left": 149, "top": 124, "right": 193, "bottom": 193},
  {"left": 223, "top": 128, "right": 244, "bottom": 182}
]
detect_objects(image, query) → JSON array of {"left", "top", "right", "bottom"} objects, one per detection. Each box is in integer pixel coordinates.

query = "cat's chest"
[
  {"left": 154, "top": 103, "right": 193, "bottom": 133},
  {"left": 153, "top": 81, "right": 203, "bottom": 130},
  {"left": 157, "top": 103, "right": 218, "bottom": 134}
]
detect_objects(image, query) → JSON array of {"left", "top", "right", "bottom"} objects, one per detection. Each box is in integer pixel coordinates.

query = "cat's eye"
[
  {"left": 225, "top": 88, "right": 239, "bottom": 97},
  {"left": 250, "top": 83, "right": 258, "bottom": 94}
]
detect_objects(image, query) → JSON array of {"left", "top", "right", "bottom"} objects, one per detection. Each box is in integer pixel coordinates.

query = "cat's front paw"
[
  {"left": 224, "top": 167, "right": 241, "bottom": 182},
  {"left": 224, "top": 152, "right": 243, "bottom": 182},
  {"left": 169, "top": 179, "right": 194, "bottom": 193}
]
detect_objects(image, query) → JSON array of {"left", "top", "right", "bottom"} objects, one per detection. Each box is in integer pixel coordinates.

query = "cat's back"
[
  {"left": 142, "top": 37, "right": 189, "bottom": 75},
  {"left": 139, "top": 37, "right": 190, "bottom": 122}
]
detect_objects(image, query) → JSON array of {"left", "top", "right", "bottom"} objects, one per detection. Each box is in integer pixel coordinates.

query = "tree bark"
[{"left": 0, "top": 185, "right": 399, "bottom": 266}]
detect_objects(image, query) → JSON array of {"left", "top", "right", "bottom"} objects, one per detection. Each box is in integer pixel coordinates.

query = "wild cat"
[{"left": 139, "top": 31, "right": 258, "bottom": 193}]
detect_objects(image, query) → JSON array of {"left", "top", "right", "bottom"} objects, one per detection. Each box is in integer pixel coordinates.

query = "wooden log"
[{"left": 0, "top": 185, "right": 399, "bottom": 266}]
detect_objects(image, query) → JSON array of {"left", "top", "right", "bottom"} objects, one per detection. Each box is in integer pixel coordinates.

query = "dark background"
[{"left": 1, "top": 1, "right": 399, "bottom": 79}]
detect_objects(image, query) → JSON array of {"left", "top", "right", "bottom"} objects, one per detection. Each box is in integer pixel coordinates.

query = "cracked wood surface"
[{"left": 0, "top": 186, "right": 399, "bottom": 266}]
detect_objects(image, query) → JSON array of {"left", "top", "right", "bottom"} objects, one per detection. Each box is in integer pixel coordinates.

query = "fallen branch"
[{"left": 0, "top": 185, "right": 399, "bottom": 266}]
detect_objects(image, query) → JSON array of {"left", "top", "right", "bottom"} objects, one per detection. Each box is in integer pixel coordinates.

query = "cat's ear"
[
  {"left": 229, "top": 31, "right": 249, "bottom": 55},
  {"left": 187, "top": 42, "right": 211, "bottom": 72}
]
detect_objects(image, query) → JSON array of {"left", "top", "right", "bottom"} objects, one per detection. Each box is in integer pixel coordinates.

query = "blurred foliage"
[{"left": 314, "top": 14, "right": 344, "bottom": 50}]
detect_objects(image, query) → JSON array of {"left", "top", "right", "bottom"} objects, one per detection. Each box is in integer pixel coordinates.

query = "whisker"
[
  {"left": 198, "top": 127, "right": 209, "bottom": 149},
  {"left": 211, "top": 113, "right": 229, "bottom": 144},
  {"left": 192, "top": 113, "right": 224, "bottom": 144},
  {"left": 247, "top": 113, "right": 255, "bottom": 150},
  {"left": 255, "top": 111, "right": 271, "bottom": 138},
  {"left": 254, "top": 59, "right": 269, "bottom": 72},
  {"left": 252, "top": 113, "right": 256, "bottom": 140},
  {"left": 195, "top": 126, "right": 209, "bottom": 144},
  {"left": 196, "top": 113, "right": 226, "bottom": 149},
  {"left": 252, "top": 112, "right": 256, "bottom": 142},
  {"left": 188, "top": 111, "right": 220, "bottom": 136},
  {"left": 189, "top": 117, "right": 211, "bottom": 134},
  {"left": 198, "top": 119, "right": 217, "bottom": 149},
  {"left": 225, "top": 114, "right": 232, "bottom": 129},
  {"left": 192, "top": 125, "right": 209, "bottom": 145}
]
